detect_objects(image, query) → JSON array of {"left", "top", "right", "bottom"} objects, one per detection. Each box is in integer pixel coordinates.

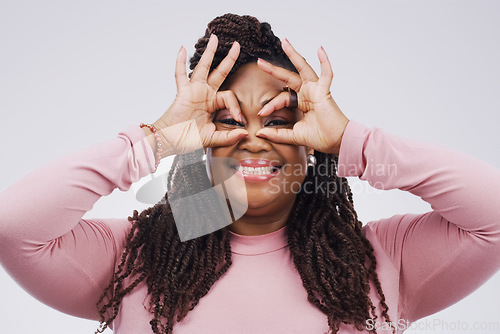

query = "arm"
[
  {"left": 250, "top": 39, "right": 500, "bottom": 321},
  {"left": 337, "top": 120, "right": 500, "bottom": 321},
  {"left": 0, "top": 125, "right": 155, "bottom": 319},
  {"left": 0, "top": 37, "right": 248, "bottom": 321}
]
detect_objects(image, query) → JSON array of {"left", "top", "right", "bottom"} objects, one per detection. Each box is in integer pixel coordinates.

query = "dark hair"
[{"left": 96, "top": 13, "right": 391, "bottom": 334}]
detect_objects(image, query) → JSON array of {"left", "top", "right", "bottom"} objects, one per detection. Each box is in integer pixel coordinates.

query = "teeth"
[{"left": 237, "top": 166, "right": 276, "bottom": 175}]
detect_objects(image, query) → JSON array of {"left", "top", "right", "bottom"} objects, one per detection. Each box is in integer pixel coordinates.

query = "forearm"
[
  {"left": 0, "top": 125, "right": 154, "bottom": 245},
  {"left": 338, "top": 121, "right": 500, "bottom": 320},
  {"left": 338, "top": 121, "right": 500, "bottom": 235},
  {"left": 0, "top": 126, "right": 153, "bottom": 318}
]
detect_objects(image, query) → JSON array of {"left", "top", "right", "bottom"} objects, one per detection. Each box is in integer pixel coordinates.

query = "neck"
[{"left": 229, "top": 210, "right": 290, "bottom": 236}]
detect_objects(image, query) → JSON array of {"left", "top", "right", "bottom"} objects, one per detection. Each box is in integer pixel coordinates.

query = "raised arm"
[
  {"left": 337, "top": 120, "right": 500, "bottom": 322},
  {"left": 0, "top": 35, "right": 250, "bottom": 320},
  {"left": 0, "top": 126, "right": 156, "bottom": 319},
  {"left": 252, "top": 39, "right": 500, "bottom": 323}
]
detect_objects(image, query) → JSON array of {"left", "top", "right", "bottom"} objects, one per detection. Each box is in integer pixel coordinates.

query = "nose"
[{"left": 237, "top": 122, "right": 272, "bottom": 153}]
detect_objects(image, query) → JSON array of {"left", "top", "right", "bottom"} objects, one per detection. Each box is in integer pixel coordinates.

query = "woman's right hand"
[{"left": 152, "top": 34, "right": 248, "bottom": 156}]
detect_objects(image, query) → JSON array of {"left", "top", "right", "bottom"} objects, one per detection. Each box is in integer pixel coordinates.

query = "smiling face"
[{"left": 206, "top": 63, "right": 311, "bottom": 222}]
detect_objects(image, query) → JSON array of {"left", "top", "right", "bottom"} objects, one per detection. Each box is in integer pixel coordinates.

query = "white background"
[{"left": 0, "top": 0, "right": 499, "bottom": 333}]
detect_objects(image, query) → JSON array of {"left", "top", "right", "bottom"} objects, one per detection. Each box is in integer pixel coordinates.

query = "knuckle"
[
  {"left": 200, "top": 63, "right": 210, "bottom": 70},
  {"left": 227, "top": 53, "right": 238, "bottom": 62},
  {"left": 218, "top": 91, "right": 229, "bottom": 100},
  {"left": 216, "top": 68, "right": 230, "bottom": 78}
]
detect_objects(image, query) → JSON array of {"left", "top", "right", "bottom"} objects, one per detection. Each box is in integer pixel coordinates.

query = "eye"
[
  {"left": 216, "top": 118, "right": 245, "bottom": 127},
  {"left": 264, "top": 119, "right": 292, "bottom": 127}
]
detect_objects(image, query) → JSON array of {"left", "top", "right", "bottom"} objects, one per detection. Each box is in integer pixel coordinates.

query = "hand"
[
  {"left": 153, "top": 34, "right": 248, "bottom": 156},
  {"left": 255, "top": 39, "right": 349, "bottom": 155}
]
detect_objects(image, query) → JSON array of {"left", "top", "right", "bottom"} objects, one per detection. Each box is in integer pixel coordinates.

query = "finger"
[
  {"left": 215, "top": 90, "right": 243, "bottom": 122},
  {"left": 208, "top": 129, "right": 248, "bottom": 147},
  {"left": 191, "top": 34, "right": 218, "bottom": 82},
  {"left": 257, "top": 58, "right": 302, "bottom": 91},
  {"left": 208, "top": 41, "right": 240, "bottom": 90},
  {"left": 257, "top": 91, "right": 294, "bottom": 117},
  {"left": 281, "top": 39, "right": 319, "bottom": 82},
  {"left": 317, "top": 46, "right": 334, "bottom": 89},
  {"left": 255, "top": 128, "right": 301, "bottom": 146},
  {"left": 174, "top": 46, "right": 188, "bottom": 91}
]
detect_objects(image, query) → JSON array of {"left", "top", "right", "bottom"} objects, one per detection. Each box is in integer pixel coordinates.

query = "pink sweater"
[{"left": 0, "top": 121, "right": 499, "bottom": 334}]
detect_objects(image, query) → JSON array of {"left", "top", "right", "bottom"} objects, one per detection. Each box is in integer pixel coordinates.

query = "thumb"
[
  {"left": 256, "top": 128, "right": 299, "bottom": 145},
  {"left": 208, "top": 129, "right": 248, "bottom": 147}
]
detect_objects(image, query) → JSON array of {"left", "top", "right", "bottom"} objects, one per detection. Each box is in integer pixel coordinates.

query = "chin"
[{"left": 243, "top": 192, "right": 294, "bottom": 215}]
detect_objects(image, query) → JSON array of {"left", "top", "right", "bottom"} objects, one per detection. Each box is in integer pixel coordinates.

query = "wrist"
[
  {"left": 330, "top": 118, "right": 349, "bottom": 155},
  {"left": 141, "top": 126, "right": 157, "bottom": 155},
  {"left": 140, "top": 123, "right": 164, "bottom": 172},
  {"left": 152, "top": 120, "right": 177, "bottom": 158}
]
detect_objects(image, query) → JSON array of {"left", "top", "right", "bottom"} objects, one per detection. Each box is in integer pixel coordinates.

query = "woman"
[{"left": 0, "top": 13, "right": 499, "bottom": 334}]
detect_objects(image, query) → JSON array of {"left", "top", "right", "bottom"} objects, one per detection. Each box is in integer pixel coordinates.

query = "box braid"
[{"left": 96, "top": 13, "right": 392, "bottom": 334}]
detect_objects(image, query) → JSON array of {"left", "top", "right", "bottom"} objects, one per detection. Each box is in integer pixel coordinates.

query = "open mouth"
[
  {"left": 228, "top": 159, "right": 283, "bottom": 180},
  {"left": 231, "top": 165, "right": 281, "bottom": 175}
]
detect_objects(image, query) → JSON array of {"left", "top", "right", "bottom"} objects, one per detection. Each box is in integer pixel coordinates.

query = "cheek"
[
  {"left": 206, "top": 147, "right": 239, "bottom": 185},
  {"left": 281, "top": 146, "right": 308, "bottom": 182},
  {"left": 293, "top": 147, "right": 308, "bottom": 172},
  {"left": 208, "top": 145, "right": 234, "bottom": 158}
]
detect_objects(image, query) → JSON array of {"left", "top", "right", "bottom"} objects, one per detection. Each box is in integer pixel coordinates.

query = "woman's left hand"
[{"left": 255, "top": 39, "right": 349, "bottom": 155}]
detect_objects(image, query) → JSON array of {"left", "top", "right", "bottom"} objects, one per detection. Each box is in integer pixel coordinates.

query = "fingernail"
[
  {"left": 258, "top": 58, "right": 269, "bottom": 64},
  {"left": 284, "top": 38, "right": 290, "bottom": 44},
  {"left": 320, "top": 46, "right": 325, "bottom": 52}
]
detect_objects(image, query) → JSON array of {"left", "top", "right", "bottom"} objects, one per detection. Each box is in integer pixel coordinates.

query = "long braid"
[
  {"left": 288, "top": 152, "right": 392, "bottom": 332},
  {"left": 96, "top": 13, "right": 392, "bottom": 334},
  {"left": 96, "top": 153, "right": 233, "bottom": 334}
]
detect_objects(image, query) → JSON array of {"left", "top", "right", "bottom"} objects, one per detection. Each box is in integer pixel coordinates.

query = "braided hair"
[{"left": 96, "top": 13, "right": 392, "bottom": 334}]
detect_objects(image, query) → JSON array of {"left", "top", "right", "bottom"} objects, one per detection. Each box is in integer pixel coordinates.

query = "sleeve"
[
  {"left": 0, "top": 125, "right": 156, "bottom": 320},
  {"left": 337, "top": 120, "right": 500, "bottom": 322}
]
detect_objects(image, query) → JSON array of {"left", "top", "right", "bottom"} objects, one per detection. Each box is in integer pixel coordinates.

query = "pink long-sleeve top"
[{"left": 1, "top": 120, "right": 499, "bottom": 334}]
